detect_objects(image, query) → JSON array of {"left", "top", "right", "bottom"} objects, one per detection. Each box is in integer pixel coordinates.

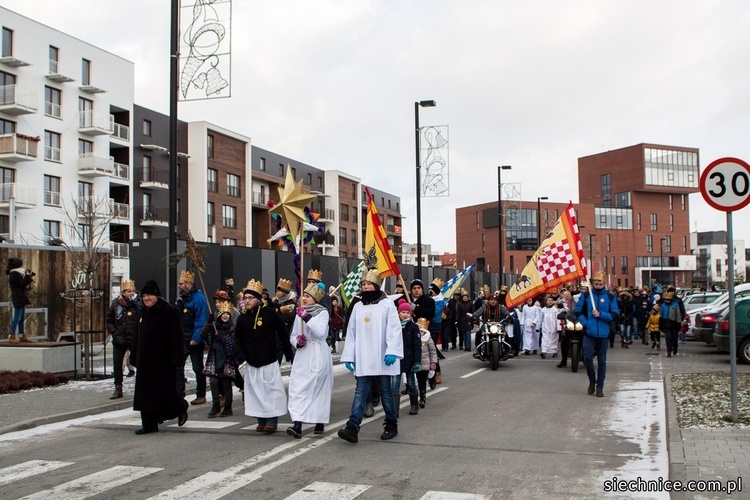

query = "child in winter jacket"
[
  {"left": 415, "top": 317, "right": 438, "bottom": 409},
  {"left": 646, "top": 304, "right": 661, "bottom": 351},
  {"left": 679, "top": 312, "right": 691, "bottom": 344}
]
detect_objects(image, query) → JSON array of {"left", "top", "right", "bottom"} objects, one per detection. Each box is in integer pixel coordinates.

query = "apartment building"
[{"left": 0, "top": 7, "right": 134, "bottom": 283}]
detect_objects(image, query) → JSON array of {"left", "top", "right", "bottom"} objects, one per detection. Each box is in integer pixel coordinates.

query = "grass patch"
[
  {"left": 0, "top": 370, "right": 69, "bottom": 395},
  {"left": 671, "top": 373, "right": 750, "bottom": 428}
]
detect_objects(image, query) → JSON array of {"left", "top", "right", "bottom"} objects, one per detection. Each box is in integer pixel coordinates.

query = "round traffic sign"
[{"left": 700, "top": 157, "right": 750, "bottom": 212}]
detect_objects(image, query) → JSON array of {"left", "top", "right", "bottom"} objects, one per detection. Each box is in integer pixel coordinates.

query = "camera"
[{"left": 26, "top": 270, "right": 36, "bottom": 277}]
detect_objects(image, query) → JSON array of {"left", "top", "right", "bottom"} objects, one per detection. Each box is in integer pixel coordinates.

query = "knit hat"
[
  {"left": 397, "top": 299, "right": 412, "bottom": 314},
  {"left": 410, "top": 279, "right": 424, "bottom": 290},
  {"left": 5, "top": 257, "right": 22, "bottom": 274},
  {"left": 141, "top": 280, "right": 161, "bottom": 297}
]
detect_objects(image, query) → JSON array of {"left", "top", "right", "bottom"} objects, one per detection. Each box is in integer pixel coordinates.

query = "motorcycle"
[
  {"left": 563, "top": 318, "right": 585, "bottom": 372},
  {"left": 474, "top": 314, "right": 515, "bottom": 370}
]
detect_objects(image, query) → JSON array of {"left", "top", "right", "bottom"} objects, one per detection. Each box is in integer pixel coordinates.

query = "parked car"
[
  {"left": 692, "top": 284, "right": 750, "bottom": 344},
  {"left": 682, "top": 292, "right": 721, "bottom": 313},
  {"left": 713, "top": 297, "right": 750, "bottom": 363}
]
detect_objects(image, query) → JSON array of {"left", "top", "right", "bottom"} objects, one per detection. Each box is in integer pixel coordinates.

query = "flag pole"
[{"left": 398, "top": 274, "right": 412, "bottom": 303}]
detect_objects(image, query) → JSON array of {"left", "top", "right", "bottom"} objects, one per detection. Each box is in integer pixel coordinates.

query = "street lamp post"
[
  {"left": 415, "top": 99, "right": 436, "bottom": 280},
  {"left": 536, "top": 196, "right": 548, "bottom": 248},
  {"left": 497, "top": 165, "right": 512, "bottom": 286},
  {"left": 660, "top": 237, "right": 666, "bottom": 282}
]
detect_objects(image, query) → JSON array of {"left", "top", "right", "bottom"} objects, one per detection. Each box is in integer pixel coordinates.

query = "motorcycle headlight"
[
  {"left": 566, "top": 321, "right": 575, "bottom": 330},
  {"left": 575, "top": 322, "right": 583, "bottom": 331},
  {"left": 489, "top": 324, "right": 499, "bottom": 334}
]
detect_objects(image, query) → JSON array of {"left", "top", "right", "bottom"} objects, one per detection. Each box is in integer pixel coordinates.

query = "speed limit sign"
[{"left": 700, "top": 157, "right": 750, "bottom": 212}]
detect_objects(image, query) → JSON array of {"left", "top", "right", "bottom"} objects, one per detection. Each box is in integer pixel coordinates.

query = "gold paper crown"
[
  {"left": 122, "top": 279, "right": 135, "bottom": 291},
  {"left": 224, "top": 278, "right": 234, "bottom": 286},
  {"left": 276, "top": 278, "right": 292, "bottom": 292},
  {"left": 362, "top": 268, "right": 383, "bottom": 287},
  {"left": 217, "top": 301, "right": 233, "bottom": 314},
  {"left": 244, "top": 279, "right": 264, "bottom": 296},
  {"left": 416, "top": 317, "right": 430, "bottom": 330},
  {"left": 303, "top": 283, "right": 325, "bottom": 303},
  {"left": 593, "top": 271, "right": 606, "bottom": 281},
  {"left": 431, "top": 277, "right": 444, "bottom": 289},
  {"left": 482, "top": 284, "right": 491, "bottom": 293},
  {"left": 180, "top": 270, "right": 195, "bottom": 283},
  {"left": 500, "top": 285, "right": 508, "bottom": 292},
  {"left": 307, "top": 269, "right": 323, "bottom": 282}
]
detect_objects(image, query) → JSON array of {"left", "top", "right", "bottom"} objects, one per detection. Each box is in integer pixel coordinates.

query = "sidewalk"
[{"left": 1, "top": 339, "right": 748, "bottom": 496}]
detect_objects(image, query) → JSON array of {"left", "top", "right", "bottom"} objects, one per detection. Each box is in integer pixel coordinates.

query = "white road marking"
[
  {"left": 164, "top": 420, "right": 237, "bottom": 429},
  {"left": 18, "top": 465, "right": 162, "bottom": 500},
  {"left": 420, "top": 492, "right": 488, "bottom": 500},
  {"left": 460, "top": 368, "right": 487, "bottom": 378},
  {"left": 0, "top": 460, "right": 72, "bottom": 486},
  {"left": 285, "top": 481, "right": 371, "bottom": 499},
  {"left": 146, "top": 470, "right": 262, "bottom": 500}
]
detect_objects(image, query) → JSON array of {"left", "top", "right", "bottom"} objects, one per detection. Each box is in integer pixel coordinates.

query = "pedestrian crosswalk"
[{"left": 4, "top": 460, "right": 488, "bottom": 499}]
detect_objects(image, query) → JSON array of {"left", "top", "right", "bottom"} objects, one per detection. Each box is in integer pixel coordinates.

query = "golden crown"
[
  {"left": 307, "top": 269, "right": 323, "bottom": 282},
  {"left": 122, "top": 279, "right": 135, "bottom": 291},
  {"left": 244, "top": 279, "right": 264, "bottom": 296},
  {"left": 416, "top": 317, "right": 430, "bottom": 330},
  {"left": 276, "top": 278, "right": 292, "bottom": 292},
  {"left": 180, "top": 270, "right": 195, "bottom": 283},
  {"left": 217, "top": 301, "right": 233, "bottom": 314},
  {"left": 304, "top": 283, "right": 325, "bottom": 303},
  {"left": 593, "top": 271, "right": 606, "bottom": 281},
  {"left": 431, "top": 277, "right": 444, "bottom": 289},
  {"left": 482, "top": 284, "right": 491, "bottom": 293},
  {"left": 362, "top": 268, "right": 382, "bottom": 287},
  {"left": 224, "top": 278, "right": 234, "bottom": 286}
]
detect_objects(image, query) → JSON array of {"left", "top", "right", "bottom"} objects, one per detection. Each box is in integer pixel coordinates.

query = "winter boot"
[
  {"left": 19, "top": 335, "right": 33, "bottom": 343},
  {"left": 380, "top": 421, "right": 398, "bottom": 440},
  {"left": 394, "top": 394, "right": 401, "bottom": 418},
  {"left": 314, "top": 423, "right": 325, "bottom": 434},
  {"left": 220, "top": 402, "right": 233, "bottom": 417},
  {"left": 8, "top": 335, "right": 18, "bottom": 344},
  {"left": 408, "top": 392, "right": 419, "bottom": 415},
  {"left": 286, "top": 421, "right": 302, "bottom": 439},
  {"left": 338, "top": 422, "right": 358, "bottom": 443},
  {"left": 419, "top": 395, "right": 426, "bottom": 408},
  {"left": 207, "top": 403, "right": 221, "bottom": 418},
  {"left": 109, "top": 385, "right": 123, "bottom": 399}
]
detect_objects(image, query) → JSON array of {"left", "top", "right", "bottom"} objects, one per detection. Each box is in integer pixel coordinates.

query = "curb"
[
  {"left": 0, "top": 398, "right": 135, "bottom": 436},
  {"left": 664, "top": 373, "right": 688, "bottom": 500}
]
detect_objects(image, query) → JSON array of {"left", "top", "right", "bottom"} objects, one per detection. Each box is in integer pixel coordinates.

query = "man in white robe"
[
  {"left": 338, "top": 269, "right": 403, "bottom": 443},
  {"left": 520, "top": 298, "right": 541, "bottom": 354}
]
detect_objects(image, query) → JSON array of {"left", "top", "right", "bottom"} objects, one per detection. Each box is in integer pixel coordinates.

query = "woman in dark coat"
[
  {"left": 130, "top": 280, "right": 188, "bottom": 434},
  {"left": 6, "top": 257, "right": 33, "bottom": 343}
]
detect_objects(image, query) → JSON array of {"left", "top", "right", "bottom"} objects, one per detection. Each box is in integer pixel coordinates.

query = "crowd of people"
[{"left": 99, "top": 261, "right": 690, "bottom": 438}]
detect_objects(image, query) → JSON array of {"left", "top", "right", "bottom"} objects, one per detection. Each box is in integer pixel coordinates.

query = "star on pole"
[{"left": 269, "top": 165, "right": 318, "bottom": 244}]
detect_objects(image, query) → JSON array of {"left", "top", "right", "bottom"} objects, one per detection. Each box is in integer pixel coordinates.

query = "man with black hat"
[
  {"left": 130, "top": 280, "right": 188, "bottom": 434},
  {"left": 106, "top": 278, "right": 141, "bottom": 399},
  {"left": 410, "top": 278, "right": 436, "bottom": 387}
]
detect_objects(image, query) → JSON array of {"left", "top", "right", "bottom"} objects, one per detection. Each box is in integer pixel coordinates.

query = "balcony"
[
  {"left": 251, "top": 191, "right": 267, "bottom": 207},
  {"left": 138, "top": 168, "right": 169, "bottom": 189},
  {"left": 79, "top": 85, "right": 106, "bottom": 94},
  {"left": 111, "top": 242, "right": 129, "bottom": 259},
  {"left": 77, "top": 153, "right": 115, "bottom": 177},
  {"left": 137, "top": 205, "right": 169, "bottom": 227},
  {"left": 0, "top": 133, "right": 39, "bottom": 162},
  {"left": 0, "top": 56, "right": 30, "bottom": 68},
  {"left": 318, "top": 208, "right": 335, "bottom": 223},
  {"left": 109, "top": 200, "right": 130, "bottom": 223},
  {"left": 0, "top": 183, "right": 38, "bottom": 209},
  {"left": 112, "top": 162, "right": 130, "bottom": 182},
  {"left": 78, "top": 110, "right": 114, "bottom": 135},
  {"left": 111, "top": 122, "right": 130, "bottom": 142},
  {"left": 46, "top": 60, "right": 75, "bottom": 82},
  {"left": 0, "top": 85, "right": 38, "bottom": 115}
]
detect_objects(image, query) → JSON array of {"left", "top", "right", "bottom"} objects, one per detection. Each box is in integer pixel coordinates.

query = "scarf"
[
  {"left": 303, "top": 303, "right": 326, "bottom": 317},
  {"left": 420, "top": 331, "right": 431, "bottom": 342},
  {"left": 400, "top": 319, "right": 410, "bottom": 327}
]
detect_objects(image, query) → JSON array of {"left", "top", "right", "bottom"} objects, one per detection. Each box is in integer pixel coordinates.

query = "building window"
[
  {"left": 352, "top": 183, "right": 356, "bottom": 200},
  {"left": 291, "top": 167, "right": 296, "bottom": 179},
  {"left": 222, "top": 238, "right": 236, "bottom": 246},
  {"left": 142, "top": 193, "right": 152, "bottom": 219},
  {"left": 82, "top": 58, "right": 91, "bottom": 86},
  {"left": 142, "top": 155, "right": 152, "bottom": 182},
  {"left": 143, "top": 230, "right": 151, "bottom": 239},
  {"left": 43, "top": 220, "right": 61, "bottom": 239},
  {"left": 668, "top": 194, "right": 673, "bottom": 210},
  {"left": 1, "top": 28, "right": 12, "bottom": 58},
  {"left": 669, "top": 214, "right": 674, "bottom": 232},
  {"left": 683, "top": 235, "right": 687, "bottom": 253},
  {"left": 340, "top": 203, "right": 348, "bottom": 222},
  {"left": 259, "top": 157, "right": 266, "bottom": 171},
  {"left": 207, "top": 201, "right": 215, "bottom": 225},
  {"left": 621, "top": 256, "right": 628, "bottom": 275},
  {"left": 601, "top": 174, "right": 611, "bottom": 206},
  {"left": 307, "top": 173, "right": 312, "bottom": 185},
  {"left": 0, "top": 168, "right": 14, "bottom": 187},
  {"left": 227, "top": 173, "right": 240, "bottom": 197},
  {"left": 0, "top": 71, "right": 15, "bottom": 91},
  {"left": 352, "top": 208, "right": 357, "bottom": 223},
  {"left": 664, "top": 235, "right": 672, "bottom": 253},
  {"left": 77, "top": 223, "right": 91, "bottom": 247},
  {"left": 681, "top": 194, "right": 686, "bottom": 211},
  {"left": 279, "top": 163, "right": 284, "bottom": 176},
  {"left": 78, "top": 181, "right": 93, "bottom": 208},
  {"left": 143, "top": 119, "right": 151, "bottom": 136},
  {"left": 44, "top": 175, "right": 61, "bottom": 206},
  {"left": 606, "top": 234, "right": 611, "bottom": 252},
  {"left": 482, "top": 233, "right": 486, "bottom": 253},
  {"left": 0, "top": 118, "right": 14, "bottom": 134},
  {"left": 650, "top": 213, "right": 657, "bottom": 231},
  {"left": 222, "top": 205, "right": 236, "bottom": 228},
  {"left": 78, "top": 139, "right": 93, "bottom": 156},
  {"left": 44, "top": 86, "right": 61, "bottom": 118},
  {"left": 44, "top": 130, "right": 61, "bottom": 162},
  {"left": 637, "top": 212, "right": 641, "bottom": 231},
  {"left": 476, "top": 211, "right": 480, "bottom": 230},
  {"left": 388, "top": 199, "right": 391, "bottom": 209},
  {"left": 48, "top": 46, "right": 59, "bottom": 74},
  {"left": 207, "top": 134, "right": 214, "bottom": 158},
  {"left": 646, "top": 235, "right": 653, "bottom": 253},
  {"left": 339, "top": 227, "right": 347, "bottom": 245},
  {"left": 207, "top": 168, "right": 218, "bottom": 192},
  {"left": 351, "top": 229, "right": 357, "bottom": 248},
  {"left": 318, "top": 176, "right": 323, "bottom": 188},
  {"left": 78, "top": 97, "right": 93, "bottom": 127}
]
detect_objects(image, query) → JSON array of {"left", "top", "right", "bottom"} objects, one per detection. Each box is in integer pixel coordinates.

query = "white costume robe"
[
  {"left": 244, "top": 361, "right": 287, "bottom": 418},
  {"left": 287, "top": 310, "right": 333, "bottom": 424},
  {"left": 520, "top": 303, "right": 541, "bottom": 351},
  {"left": 340, "top": 297, "right": 403, "bottom": 376},
  {"left": 539, "top": 305, "right": 560, "bottom": 354}
]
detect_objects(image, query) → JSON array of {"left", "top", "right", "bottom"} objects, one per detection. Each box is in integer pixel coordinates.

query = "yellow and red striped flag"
[{"left": 364, "top": 187, "right": 400, "bottom": 278}]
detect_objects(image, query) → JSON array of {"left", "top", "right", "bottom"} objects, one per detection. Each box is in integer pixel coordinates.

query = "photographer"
[{"left": 6, "top": 257, "right": 34, "bottom": 343}]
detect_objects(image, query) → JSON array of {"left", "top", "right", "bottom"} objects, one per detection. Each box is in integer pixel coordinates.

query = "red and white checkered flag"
[{"left": 538, "top": 239, "right": 580, "bottom": 283}]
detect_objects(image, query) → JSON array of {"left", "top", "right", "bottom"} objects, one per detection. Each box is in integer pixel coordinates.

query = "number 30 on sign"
[{"left": 700, "top": 157, "right": 750, "bottom": 212}]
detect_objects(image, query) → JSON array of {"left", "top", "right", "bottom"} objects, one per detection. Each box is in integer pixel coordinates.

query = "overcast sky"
[{"left": 4, "top": 0, "right": 750, "bottom": 254}]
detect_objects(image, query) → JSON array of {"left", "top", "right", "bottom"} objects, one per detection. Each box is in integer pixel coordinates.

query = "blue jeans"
[
  {"left": 395, "top": 372, "right": 417, "bottom": 394},
  {"left": 10, "top": 306, "right": 25, "bottom": 335},
  {"left": 583, "top": 335, "right": 609, "bottom": 389},
  {"left": 347, "top": 375, "right": 398, "bottom": 431},
  {"left": 463, "top": 330, "right": 473, "bottom": 350},
  {"left": 178, "top": 342, "right": 207, "bottom": 398},
  {"left": 257, "top": 416, "right": 278, "bottom": 427},
  {"left": 619, "top": 323, "right": 632, "bottom": 342}
]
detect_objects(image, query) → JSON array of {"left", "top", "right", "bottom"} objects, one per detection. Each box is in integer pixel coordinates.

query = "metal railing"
[
  {"left": 251, "top": 191, "right": 267, "bottom": 206},
  {"left": 111, "top": 122, "right": 130, "bottom": 141},
  {"left": 0, "top": 133, "right": 39, "bottom": 158},
  {"left": 44, "top": 146, "right": 60, "bottom": 162},
  {"left": 319, "top": 208, "right": 335, "bottom": 221},
  {"left": 78, "top": 110, "right": 114, "bottom": 134},
  {"left": 0, "top": 183, "right": 38, "bottom": 205},
  {"left": 0, "top": 84, "right": 38, "bottom": 112},
  {"left": 113, "top": 162, "right": 130, "bottom": 181},
  {"left": 44, "top": 190, "right": 61, "bottom": 206},
  {"left": 44, "top": 101, "right": 61, "bottom": 118},
  {"left": 110, "top": 200, "right": 129, "bottom": 220},
  {"left": 48, "top": 58, "right": 58, "bottom": 74},
  {"left": 111, "top": 242, "right": 129, "bottom": 259}
]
